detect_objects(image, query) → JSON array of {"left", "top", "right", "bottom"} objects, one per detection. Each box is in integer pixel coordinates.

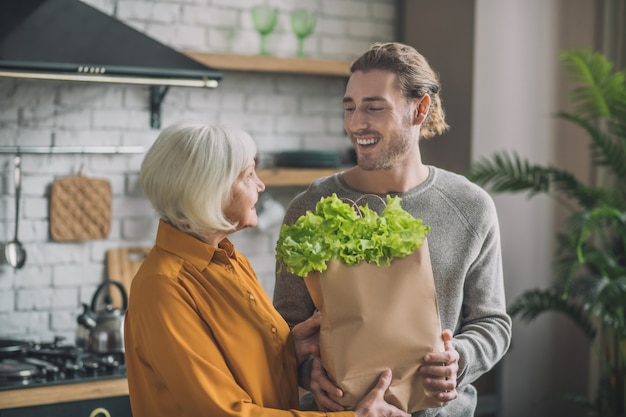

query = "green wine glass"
[
  {"left": 290, "top": 9, "right": 316, "bottom": 57},
  {"left": 251, "top": 6, "right": 279, "bottom": 56}
]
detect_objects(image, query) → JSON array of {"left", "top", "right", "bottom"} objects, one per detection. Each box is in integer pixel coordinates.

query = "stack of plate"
[{"left": 275, "top": 150, "right": 341, "bottom": 168}]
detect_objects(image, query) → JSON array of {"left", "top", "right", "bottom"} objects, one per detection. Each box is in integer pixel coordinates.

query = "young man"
[{"left": 273, "top": 42, "right": 512, "bottom": 416}]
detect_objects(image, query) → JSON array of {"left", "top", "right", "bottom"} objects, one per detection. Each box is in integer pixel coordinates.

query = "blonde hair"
[
  {"left": 350, "top": 42, "right": 450, "bottom": 139},
  {"left": 140, "top": 122, "right": 257, "bottom": 235}
]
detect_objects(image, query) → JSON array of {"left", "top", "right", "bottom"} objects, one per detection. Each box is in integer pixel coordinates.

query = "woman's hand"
[
  {"left": 354, "top": 369, "right": 410, "bottom": 417},
  {"left": 419, "top": 329, "right": 459, "bottom": 402}
]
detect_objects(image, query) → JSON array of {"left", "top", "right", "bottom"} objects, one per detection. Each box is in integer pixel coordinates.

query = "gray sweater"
[{"left": 273, "top": 166, "right": 512, "bottom": 417}]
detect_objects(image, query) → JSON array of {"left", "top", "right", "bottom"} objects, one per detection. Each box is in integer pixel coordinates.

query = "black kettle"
[{"left": 76, "top": 281, "right": 128, "bottom": 354}]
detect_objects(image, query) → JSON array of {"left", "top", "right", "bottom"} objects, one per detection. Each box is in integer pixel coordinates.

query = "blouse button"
[
  {"left": 271, "top": 327, "right": 277, "bottom": 333},
  {"left": 249, "top": 293, "right": 255, "bottom": 301}
]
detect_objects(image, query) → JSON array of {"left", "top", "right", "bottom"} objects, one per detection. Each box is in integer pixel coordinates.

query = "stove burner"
[
  {"left": 0, "top": 339, "right": 30, "bottom": 357},
  {"left": 0, "top": 338, "right": 125, "bottom": 390},
  {"left": 0, "top": 360, "right": 41, "bottom": 386}
]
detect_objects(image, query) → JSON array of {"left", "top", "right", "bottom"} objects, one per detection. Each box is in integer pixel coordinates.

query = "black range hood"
[
  {"left": 0, "top": 0, "right": 223, "bottom": 127},
  {"left": 0, "top": 0, "right": 222, "bottom": 87}
]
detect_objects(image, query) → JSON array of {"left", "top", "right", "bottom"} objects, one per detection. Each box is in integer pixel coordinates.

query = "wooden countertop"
[{"left": 0, "top": 377, "right": 129, "bottom": 409}]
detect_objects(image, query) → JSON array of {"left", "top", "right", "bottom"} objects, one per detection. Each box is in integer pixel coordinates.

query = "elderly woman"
[{"left": 124, "top": 122, "right": 409, "bottom": 417}]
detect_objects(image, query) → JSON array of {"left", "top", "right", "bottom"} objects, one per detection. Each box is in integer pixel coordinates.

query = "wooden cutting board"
[{"left": 106, "top": 247, "right": 151, "bottom": 306}]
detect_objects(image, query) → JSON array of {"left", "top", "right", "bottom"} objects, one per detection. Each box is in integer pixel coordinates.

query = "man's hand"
[
  {"left": 309, "top": 356, "right": 345, "bottom": 412},
  {"left": 292, "top": 313, "right": 345, "bottom": 411},
  {"left": 419, "top": 329, "right": 459, "bottom": 402},
  {"left": 291, "top": 312, "right": 321, "bottom": 366}
]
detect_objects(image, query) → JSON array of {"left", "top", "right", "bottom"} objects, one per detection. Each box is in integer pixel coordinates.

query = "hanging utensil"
[{"left": 4, "top": 155, "right": 26, "bottom": 269}]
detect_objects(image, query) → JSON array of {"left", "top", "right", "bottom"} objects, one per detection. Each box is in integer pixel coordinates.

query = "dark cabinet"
[
  {"left": 399, "top": 0, "right": 476, "bottom": 175},
  {"left": 0, "top": 395, "right": 131, "bottom": 417}
]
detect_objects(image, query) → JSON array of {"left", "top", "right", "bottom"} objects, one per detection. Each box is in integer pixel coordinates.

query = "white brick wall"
[{"left": 0, "top": 0, "right": 397, "bottom": 341}]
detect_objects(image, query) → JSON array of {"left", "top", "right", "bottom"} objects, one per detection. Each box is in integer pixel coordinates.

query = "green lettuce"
[{"left": 275, "top": 193, "right": 430, "bottom": 277}]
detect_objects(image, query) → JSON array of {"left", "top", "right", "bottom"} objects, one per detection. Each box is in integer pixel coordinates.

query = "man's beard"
[{"left": 357, "top": 120, "right": 413, "bottom": 171}]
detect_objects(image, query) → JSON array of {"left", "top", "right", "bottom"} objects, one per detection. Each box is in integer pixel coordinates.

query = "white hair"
[{"left": 140, "top": 121, "right": 257, "bottom": 234}]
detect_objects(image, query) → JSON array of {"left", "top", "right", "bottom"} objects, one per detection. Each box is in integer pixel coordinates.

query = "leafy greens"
[{"left": 275, "top": 193, "right": 430, "bottom": 277}]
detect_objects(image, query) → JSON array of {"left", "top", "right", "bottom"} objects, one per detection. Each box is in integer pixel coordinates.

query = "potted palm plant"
[{"left": 466, "top": 49, "right": 626, "bottom": 417}]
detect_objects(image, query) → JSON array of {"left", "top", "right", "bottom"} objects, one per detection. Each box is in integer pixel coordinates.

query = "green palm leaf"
[
  {"left": 573, "top": 206, "right": 626, "bottom": 263},
  {"left": 466, "top": 151, "right": 610, "bottom": 208},
  {"left": 556, "top": 111, "right": 626, "bottom": 182},
  {"left": 466, "top": 151, "right": 552, "bottom": 195},
  {"left": 560, "top": 49, "right": 626, "bottom": 120},
  {"left": 508, "top": 289, "right": 597, "bottom": 339},
  {"left": 469, "top": 48, "right": 626, "bottom": 416},
  {"left": 588, "top": 276, "right": 626, "bottom": 337}
]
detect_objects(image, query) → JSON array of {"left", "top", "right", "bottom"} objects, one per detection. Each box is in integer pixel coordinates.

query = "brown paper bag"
[{"left": 304, "top": 239, "right": 445, "bottom": 413}]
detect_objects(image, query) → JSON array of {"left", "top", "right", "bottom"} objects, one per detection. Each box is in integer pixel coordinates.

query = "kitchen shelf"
[
  {"left": 185, "top": 52, "right": 351, "bottom": 77},
  {"left": 183, "top": 53, "right": 350, "bottom": 185},
  {"left": 257, "top": 168, "right": 339, "bottom": 186}
]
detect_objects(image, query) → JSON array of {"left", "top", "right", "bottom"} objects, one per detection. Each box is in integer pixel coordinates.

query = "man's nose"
[{"left": 346, "top": 109, "right": 368, "bottom": 132}]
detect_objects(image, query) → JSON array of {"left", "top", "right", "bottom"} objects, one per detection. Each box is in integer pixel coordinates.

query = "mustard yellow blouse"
[{"left": 125, "top": 220, "right": 353, "bottom": 417}]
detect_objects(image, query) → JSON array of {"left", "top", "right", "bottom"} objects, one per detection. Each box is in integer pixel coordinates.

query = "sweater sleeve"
[
  {"left": 448, "top": 191, "right": 512, "bottom": 387},
  {"left": 273, "top": 189, "right": 321, "bottom": 328}
]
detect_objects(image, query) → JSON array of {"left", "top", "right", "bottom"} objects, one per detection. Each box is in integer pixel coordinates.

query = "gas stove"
[{"left": 0, "top": 338, "right": 125, "bottom": 390}]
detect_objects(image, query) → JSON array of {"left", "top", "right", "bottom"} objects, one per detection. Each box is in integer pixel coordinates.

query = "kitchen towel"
[{"left": 49, "top": 175, "right": 112, "bottom": 241}]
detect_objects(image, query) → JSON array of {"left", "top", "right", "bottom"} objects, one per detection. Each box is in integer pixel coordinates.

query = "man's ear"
[{"left": 413, "top": 95, "right": 431, "bottom": 125}]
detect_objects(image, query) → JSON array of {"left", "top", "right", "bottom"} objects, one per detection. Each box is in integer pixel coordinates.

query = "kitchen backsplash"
[{"left": 0, "top": 0, "right": 397, "bottom": 341}]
